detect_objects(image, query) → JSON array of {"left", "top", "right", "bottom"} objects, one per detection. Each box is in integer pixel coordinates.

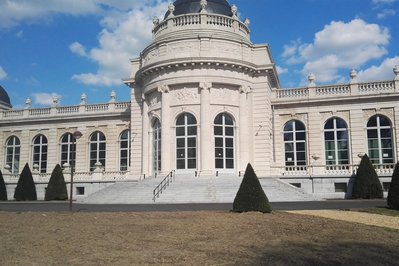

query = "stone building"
[{"left": 1, "top": 0, "right": 399, "bottom": 202}]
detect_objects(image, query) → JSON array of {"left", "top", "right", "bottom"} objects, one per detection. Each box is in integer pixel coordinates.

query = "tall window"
[
  {"left": 153, "top": 119, "right": 161, "bottom": 174},
  {"left": 89, "top": 131, "right": 106, "bottom": 171},
  {"left": 60, "top": 133, "right": 76, "bottom": 168},
  {"left": 32, "top": 135, "right": 48, "bottom": 173},
  {"left": 5, "top": 136, "right": 20, "bottom": 174},
  {"left": 214, "top": 113, "right": 235, "bottom": 169},
  {"left": 119, "top": 130, "right": 130, "bottom": 171},
  {"left": 176, "top": 113, "right": 197, "bottom": 170},
  {"left": 324, "top": 118, "right": 349, "bottom": 165},
  {"left": 367, "top": 115, "right": 394, "bottom": 164},
  {"left": 283, "top": 120, "right": 306, "bottom": 166}
]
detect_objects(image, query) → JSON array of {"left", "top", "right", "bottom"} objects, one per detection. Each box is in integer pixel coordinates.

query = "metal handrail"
[{"left": 153, "top": 171, "right": 175, "bottom": 202}]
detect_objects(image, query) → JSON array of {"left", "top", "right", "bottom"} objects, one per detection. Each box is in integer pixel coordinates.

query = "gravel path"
[{"left": 288, "top": 210, "right": 399, "bottom": 230}]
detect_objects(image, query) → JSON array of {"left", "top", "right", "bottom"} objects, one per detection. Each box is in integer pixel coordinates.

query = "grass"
[
  {"left": 0, "top": 211, "right": 398, "bottom": 265},
  {"left": 354, "top": 207, "right": 399, "bottom": 217}
]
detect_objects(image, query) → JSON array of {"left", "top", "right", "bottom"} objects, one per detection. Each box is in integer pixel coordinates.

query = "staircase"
[{"left": 81, "top": 174, "right": 315, "bottom": 204}]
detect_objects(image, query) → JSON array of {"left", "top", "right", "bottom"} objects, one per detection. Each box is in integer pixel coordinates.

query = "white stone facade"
[{"left": 1, "top": 1, "right": 399, "bottom": 200}]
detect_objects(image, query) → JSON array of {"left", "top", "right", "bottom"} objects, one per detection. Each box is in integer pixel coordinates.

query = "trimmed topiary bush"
[
  {"left": 233, "top": 163, "right": 272, "bottom": 213},
  {"left": 352, "top": 154, "right": 383, "bottom": 199},
  {"left": 387, "top": 163, "right": 399, "bottom": 210},
  {"left": 45, "top": 164, "right": 68, "bottom": 201},
  {"left": 14, "top": 163, "right": 37, "bottom": 201},
  {"left": 0, "top": 170, "right": 7, "bottom": 201}
]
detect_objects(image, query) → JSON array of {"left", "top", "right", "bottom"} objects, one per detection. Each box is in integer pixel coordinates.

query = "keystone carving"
[
  {"left": 158, "top": 84, "right": 170, "bottom": 93},
  {"left": 199, "top": 82, "right": 212, "bottom": 90}
]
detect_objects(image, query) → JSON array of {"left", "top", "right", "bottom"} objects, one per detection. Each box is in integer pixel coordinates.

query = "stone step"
[{"left": 82, "top": 174, "right": 315, "bottom": 204}]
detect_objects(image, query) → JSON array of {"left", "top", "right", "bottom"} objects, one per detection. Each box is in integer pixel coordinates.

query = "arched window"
[
  {"left": 324, "top": 118, "right": 349, "bottom": 165},
  {"left": 33, "top": 135, "right": 48, "bottom": 173},
  {"left": 152, "top": 119, "right": 161, "bottom": 174},
  {"left": 176, "top": 113, "right": 197, "bottom": 170},
  {"left": 367, "top": 115, "right": 394, "bottom": 164},
  {"left": 5, "top": 136, "right": 20, "bottom": 174},
  {"left": 89, "top": 131, "right": 106, "bottom": 171},
  {"left": 119, "top": 130, "right": 130, "bottom": 171},
  {"left": 214, "top": 113, "right": 235, "bottom": 169},
  {"left": 60, "top": 133, "right": 76, "bottom": 168},
  {"left": 283, "top": 120, "right": 306, "bottom": 166}
]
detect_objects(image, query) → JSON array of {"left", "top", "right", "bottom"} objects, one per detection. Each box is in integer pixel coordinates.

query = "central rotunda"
[{"left": 125, "top": 0, "right": 279, "bottom": 179}]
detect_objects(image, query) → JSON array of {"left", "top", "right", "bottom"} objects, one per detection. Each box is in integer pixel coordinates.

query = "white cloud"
[
  {"left": 377, "top": 9, "right": 396, "bottom": 19},
  {"left": 357, "top": 56, "right": 399, "bottom": 81},
  {"left": 69, "top": 42, "right": 87, "bottom": 57},
  {"left": 372, "top": 0, "right": 398, "bottom": 4},
  {"left": 0, "top": 66, "right": 7, "bottom": 80},
  {"left": 72, "top": 1, "right": 169, "bottom": 86},
  {"left": 282, "top": 19, "right": 390, "bottom": 83},
  {"left": 32, "top": 92, "right": 61, "bottom": 106},
  {"left": 0, "top": 0, "right": 163, "bottom": 28},
  {"left": 276, "top": 66, "right": 288, "bottom": 75},
  {"left": 16, "top": 30, "right": 24, "bottom": 38}
]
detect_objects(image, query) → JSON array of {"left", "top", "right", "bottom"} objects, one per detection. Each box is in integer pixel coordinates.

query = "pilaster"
[
  {"left": 160, "top": 84, "right": 171, "bottom": 175},
  {"left": 142, "top": 97, "right": 149, "bottom": 176},
  {"left": 239, "top": 85, "right": 250, "bottom": 173},
  {"left": 200, "top": 82, "right": 212, "bottom": 175}
]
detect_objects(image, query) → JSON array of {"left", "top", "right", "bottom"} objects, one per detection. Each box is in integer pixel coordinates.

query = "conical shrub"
[
  {"left": 0, "top": 170, "right": 7, "bottom": 201},
  {"left": 45, "top": 164, "right": 68, "bottom": 201},
  {"left": 352, "top": 154, "right": 383, "bottom": 199},
  {"left": 233, "top": 163, "right": 272, "bottom": 213},
  {"left": 387, "top": 163, "right": 399, "bottom": 209},
  {"left": 14, "top": 163, "right": 37, "bottom": 201}
]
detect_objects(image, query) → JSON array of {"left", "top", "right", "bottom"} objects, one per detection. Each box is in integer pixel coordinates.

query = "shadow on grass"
[{"left": 254, "top": 241, "right": 399, "bottom": 266}]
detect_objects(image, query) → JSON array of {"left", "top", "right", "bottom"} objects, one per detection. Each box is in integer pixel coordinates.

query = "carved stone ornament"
[
  {"left": 199, "top": 82, "right": 212, "bottom": 90},
  {"left": 172, "top": 88, "right": 199, "bottom": 102},
  {"left": 231, "top": 5, "right": 238, "bottom": 17},
  {"left": 200, "top": 0, "right": 207, "bottom": 11},
  {"left": 158, "top": 84, "right": 170, "bottom": 93},
  {"left": 239, "top": 85, "right": 251, "bottom": 94},
  {"left": 153, "top": 16, "right": 160, "bottom": 26},
  {"left": 244, "top": 18, "right": 250, "bottom": 26},
  {"left": 168, "top": 3, "right": 175, "bottom": 16}
]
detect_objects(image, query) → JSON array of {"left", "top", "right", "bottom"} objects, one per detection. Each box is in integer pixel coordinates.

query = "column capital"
[
  {"left": 158, "top": 84, "right": 170, "bottom": 93},
  {"left": 199, "top": 82, "right": 212, "bottom": 90},
  {"left": 239, "top": 85, "right": 251, "bottom": 94}
]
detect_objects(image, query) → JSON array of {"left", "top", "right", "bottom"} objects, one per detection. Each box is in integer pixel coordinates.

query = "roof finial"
[
  {"left": 231, "top": 4, "right": 238, "bottom": 18},
  {"left": 308, "top": 73, "right": 316, "bottom": 87},
  {"left": 350, "top": 69, "right": 358, "bottom": 84},
  {"left": 394, "top": 65, "right": 399, "bottom": 81},
  {"left": 200, "top": 0, "right": 208, "bottom": 13},
  {"left": 168, "top": 3, "right": 175, "bottom": 17}
]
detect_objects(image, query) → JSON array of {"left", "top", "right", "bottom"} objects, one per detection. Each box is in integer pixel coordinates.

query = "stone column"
[
  {"left": 200, "top": 82, "right": 212, "bottom": 175},
  {"left": 142, "top": 96, "right": 149, "bottom": 176},
  {"left": 394, "top": 65, "right": 399, "bottom": 91},
  {"left": 159, "top": 85, "right": 171, "bottom": 175},
  {"left": 239, "top": 85, "right": 250, "bottom": 173}
]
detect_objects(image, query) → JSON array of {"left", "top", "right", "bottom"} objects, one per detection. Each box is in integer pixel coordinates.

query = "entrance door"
[{"left": 176, "top": 113, "right": 197, "bottom": 171}]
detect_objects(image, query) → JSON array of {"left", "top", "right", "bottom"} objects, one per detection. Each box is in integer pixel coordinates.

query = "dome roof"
[
  {"left": 0, "top": 85, "right": 12, "bottom": 108},
  {"left": 165, "top": 0, "right": 233, "bottom": 19}
]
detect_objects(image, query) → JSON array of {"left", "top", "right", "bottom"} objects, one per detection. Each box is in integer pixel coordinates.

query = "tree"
[
  {"left": 233, "top": 163, "right": 272, "bottom": 213},
  {"left": 14, "top": 163, "right": 37, "bottom": 201},
  {"left": 352, "top": 154, "right": 383, "bottom": 199},
  {"left": 0, "top": 170, "right": 7, "bottom": 201},
  {"left": 387, "top": 163, "right": 399, "bottom": 210},
  {"left": 45, "top": 164, "right": 68, "bottom": 201}
]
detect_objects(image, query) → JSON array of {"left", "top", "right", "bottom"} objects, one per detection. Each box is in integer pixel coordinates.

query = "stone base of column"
[{"left": 199, "top": 169, "right": 213, "bottom": 176}]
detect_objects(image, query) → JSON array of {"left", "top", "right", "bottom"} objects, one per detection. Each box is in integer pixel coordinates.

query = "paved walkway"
[{"left": 0, "top": 199, "right": 387, "bottom": 212}]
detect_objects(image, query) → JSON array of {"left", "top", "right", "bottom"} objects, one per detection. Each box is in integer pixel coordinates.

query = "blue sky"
[{"left": 0, "top": 0, "right": 398, "bottom": 108}]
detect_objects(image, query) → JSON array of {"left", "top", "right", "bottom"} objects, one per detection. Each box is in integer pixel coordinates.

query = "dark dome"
[
  {"left": 0, "top": 85, "right": 12, "bottom": 108},
  {"left": 165, "top": 0, "right": 233, "bottom": 18}
]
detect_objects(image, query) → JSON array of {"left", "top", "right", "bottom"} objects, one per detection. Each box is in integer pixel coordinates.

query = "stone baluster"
[
  {"left": 200, "top": 82, "right": 212, "bottom": 175},
  {"left": 159, "top": 84, "right": 171, "bottom": 175}
]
